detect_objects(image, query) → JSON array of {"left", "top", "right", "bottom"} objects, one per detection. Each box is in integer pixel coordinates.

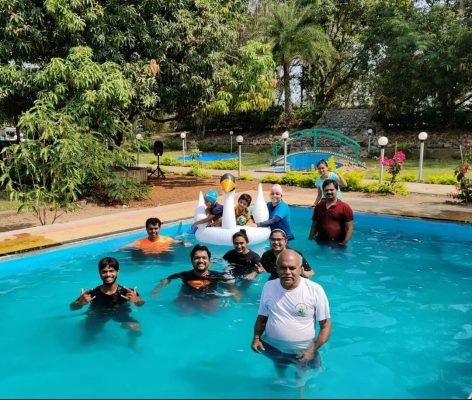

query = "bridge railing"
[{"left": 272, "top": 128, "right": 362, "bottom": 165}]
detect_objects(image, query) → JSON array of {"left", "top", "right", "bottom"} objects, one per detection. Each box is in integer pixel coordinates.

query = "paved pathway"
[{"left": 0, "top": 167, "right": 470, "bottom": 257}]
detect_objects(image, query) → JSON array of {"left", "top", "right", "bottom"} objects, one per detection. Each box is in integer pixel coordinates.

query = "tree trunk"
[{"left": 283, "top": 61, "right": 292, "bottom": 114}]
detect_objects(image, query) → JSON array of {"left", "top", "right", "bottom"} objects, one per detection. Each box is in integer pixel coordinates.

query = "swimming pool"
[
  {"left": 0, "top": 209, "right": 471, "bottom": 398},
  {"left": 175, "top": 152, "right": 243, "bottom": 162},
  {"left": 273, "top": 153, "right": 343, "bottom": 171}
]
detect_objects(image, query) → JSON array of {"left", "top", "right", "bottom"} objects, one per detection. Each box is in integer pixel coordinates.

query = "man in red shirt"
[{"left": 308, "top": 179, "right": 354, "bottom": 245}]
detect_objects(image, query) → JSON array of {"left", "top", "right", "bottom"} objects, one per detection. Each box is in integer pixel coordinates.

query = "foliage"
[
  {"left": 256, "top": 0, "right": 335, "bottom": 114},
  {"left": 0, "top": 47, "right": 135, "bottom": 224},
  {"left": 453, "top": 139, "right": 472, "bottom": 203},
  {"left": 188, "top": 141, "right": 202, "bottom": 160},
  {"left": 425, "top": 175, "right": 456, "bottom": 185},
  {"left": 205, "top": 159, "right": 238, "bottom": 170},
  {"left": 205, "top": 41, "right": 276, "bottom": 117},
  {"left": 367, "top": 2, "right": 472, "bottom": 127},
  {"left": 185, "top": 166, "right": 211, "bottom": 178},
  {"left": 98, "top": 176, "right": 150, "bottom": 205},
  {"left": 398, "top": 172, "right": 416, "bottom": 182},
  {"left": 239, "top": 173, "right": 254, "bottom": 181},
  {"left": 382, "top": 151, "right": 406, "bottom": 185},
  {"left": 280, "top": 171, "right": 316, "bottom": 188},
  {"left": 343, "top": 171, "right": 366, "bottom": 191},
  {"left": 260, "top": 175, "right": 282, "bottom": 184}
]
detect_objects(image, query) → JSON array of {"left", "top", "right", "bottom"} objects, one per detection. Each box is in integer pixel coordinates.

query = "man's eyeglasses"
[{"left": 270, "top": 192, "right": 281, "bottom": 195}]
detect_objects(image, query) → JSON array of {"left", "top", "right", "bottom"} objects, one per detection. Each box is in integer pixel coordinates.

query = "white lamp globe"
[
  {"left": 418, "top": 131, "right": 428, "bottom": 141},
  {"left": 281, "top": 131, "right": 289, "bottom": 140},
  {"left": 236, "top": 135, "right": 244, "bottom": 144},
  {"left": 180, "top": 132, "right": 186, "bottom": 139},
  {"left": 378, "top": 136, "right": 388, "bottom": 147}
]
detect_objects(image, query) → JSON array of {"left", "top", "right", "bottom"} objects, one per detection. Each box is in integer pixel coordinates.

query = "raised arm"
[
  {"left": 70, "top": 288, "right": 95, "bottom": 311},
  {"left": 336, "top": 172, "right": 347, "bottom": 188},
  {"left": 150, "top": 278, "right": 171, "bottom": 299},
  {"left": 313, "top": 187, "right": 322, "bottom": 207}
]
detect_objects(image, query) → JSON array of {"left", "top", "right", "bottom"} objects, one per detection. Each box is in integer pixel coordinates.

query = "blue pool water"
[
  {"left": 0, "top": 209, "right": 471, "bottom": 398},
  {"left": 276, "top": 153, "right": 343, "bottom": 171},
  {"left": 175, "top": 152, "right": 243, "bottom": 162}
]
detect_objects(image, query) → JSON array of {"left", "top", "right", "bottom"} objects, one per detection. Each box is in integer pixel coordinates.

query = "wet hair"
[
  {"left": 190, "top": 244, "right": 211, "bottom": 260},
  {"left": 232, "top": 229, "right": 249, "bottom": 243},
  {"left": 269, "top": 229, "right": 287, "bottom": 239},
  {"left": 275, "top": 249, "right": 303, "bottom": 268},
  {"left": 98, "top": 257, "right": 120, "bottom": 271},
  {"left": 146, "top": 217, "right": 162, "bottom": 229},
  {"left": 322, "top": 179, "right": 339, "bottom": 190},
  {"left": 238, "top": 193, "right": 252, "bottom": 207},
  {"left": 317, "top": 159, "right": 329, "bottom": 168}
]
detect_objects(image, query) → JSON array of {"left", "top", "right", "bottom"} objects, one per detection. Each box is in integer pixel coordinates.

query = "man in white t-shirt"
[{"left": 251, "top": 249, "right": 331, "bottom": 379}]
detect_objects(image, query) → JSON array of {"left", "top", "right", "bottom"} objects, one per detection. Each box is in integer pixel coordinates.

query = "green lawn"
[
  {"left": 0, "top": 192, "right": 19, "bottom": 212},
  {"left": 363, "top": 159, "right": 458, "bottom": 181}
]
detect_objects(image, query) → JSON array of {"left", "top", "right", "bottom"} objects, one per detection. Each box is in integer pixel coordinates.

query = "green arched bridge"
[{"left": 272, "top": 128, "right": 366, "bottom": 168}]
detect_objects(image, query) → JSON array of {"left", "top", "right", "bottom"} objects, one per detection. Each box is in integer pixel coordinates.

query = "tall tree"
[{"left": 257, "top": 0, "right": 335, "bottom": 114}]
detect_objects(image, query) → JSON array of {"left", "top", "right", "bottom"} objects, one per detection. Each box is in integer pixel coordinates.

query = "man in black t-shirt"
[
  {"left": 151, "top": 244, "right": 239, "bottom": 313},
  {"left": 70, "top": 257, "right": 144, "bottom": 345}
]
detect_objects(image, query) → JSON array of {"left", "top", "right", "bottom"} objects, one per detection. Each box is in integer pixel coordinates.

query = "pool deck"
[{"left": 0, "top": 167, "right": 470, "bottom": 257}]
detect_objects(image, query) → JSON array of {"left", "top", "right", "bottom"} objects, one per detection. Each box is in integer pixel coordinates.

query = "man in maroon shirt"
[{"left": 308, "top": 179, "right": 354, "bottom": 245}]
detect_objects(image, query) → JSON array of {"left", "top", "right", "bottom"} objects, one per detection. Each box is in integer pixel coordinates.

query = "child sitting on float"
[
  {"left": 192, "top": 190, "right": 224, "bottom": 228},
  {"left": 235, "top": 193, "right": 255, "bottom": 226}
]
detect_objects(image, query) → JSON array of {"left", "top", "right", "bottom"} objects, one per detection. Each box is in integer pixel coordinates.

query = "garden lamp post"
[
  {"left": 230, "top": 130, "right": 234, "bottom": 153},
  {"left": 135, "top": 133, "right": 143, "bottom": 166},
  {"left": 180, "top": 132, "right": 187, "bottom": 166},
  {"left": 367, "top": 128, "right": 373, "bottom": 154},
  {"left": 236, "top": 135, "right": 244, "bottom": 179},
  {"left": 418, "top": 131, "right": 428, "bottom": 182},
  {"left": 281, "top": 130, "right": 289, "bottom": 172},
  {"left": 378, "top": 136, "right": 389, "bottom": 184}
]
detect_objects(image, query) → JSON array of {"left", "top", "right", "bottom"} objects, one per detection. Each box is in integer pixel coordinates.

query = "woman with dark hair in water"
[{"left": 223, "top": 230, "right": 262, "bottom": 280}]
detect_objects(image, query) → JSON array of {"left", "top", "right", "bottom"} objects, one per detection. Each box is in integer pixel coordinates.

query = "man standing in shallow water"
[
  {"left": 70, "top": 257, "right": 144, "bottom": 347},
  {"left": 309, "top": 179, "right": 354, "bottom": 245},
  {"left": 251, "top": 249, "right": 331, "bottom": 383}
]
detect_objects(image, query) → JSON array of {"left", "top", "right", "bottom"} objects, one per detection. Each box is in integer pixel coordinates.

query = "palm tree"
[{"left": 260, "top": 0, "right": 335, "bottom": 114}]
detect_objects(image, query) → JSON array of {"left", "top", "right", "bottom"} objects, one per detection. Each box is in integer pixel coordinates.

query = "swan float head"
[{"left": 194, "top": 173, "right": 271, "bottom": 246}]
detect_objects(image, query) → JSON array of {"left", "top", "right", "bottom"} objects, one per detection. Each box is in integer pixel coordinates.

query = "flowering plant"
[
  {"left": 454, "top": 139, "right": 472, "bottom": 203},
  {"left": 382, "top": 151, "right": 406, "bottom": 184}
]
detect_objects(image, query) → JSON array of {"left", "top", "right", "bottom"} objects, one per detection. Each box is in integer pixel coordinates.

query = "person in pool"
[
  {"left": 70, "top": 257, "right": 144, "bottom": 346},
  {"left": 312, "top": 159, "right": 347, "bottom": 207},
  {"left": 251, "top": 249, "right": 331, "bottom": 382},
  {"left": 256, "top": 184, "right": 294, "bottom": 241},
  {"left": 129, "top": 217, "right": 190, "bottom": 254},
  {"left": 258, "top": 229, "right": 314, "bottom": 281},
  {"left": 223, "top": 230, "right": 262, "bottom": 280},
  {"left": 192, "top": 190, "right": 224, "bottom": 229},
  {"left": 235, "top": 193, "right": 254, "bottom": 226},
  {"left": 151, "top": 244, "right": 240, "bottom": 313},
  {"left": 309, "top": 179, "right": 354, "bottom": 246}
]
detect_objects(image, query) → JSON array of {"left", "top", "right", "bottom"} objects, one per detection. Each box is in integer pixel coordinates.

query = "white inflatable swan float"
[{"left": 194, "top": 174, "right": 271, "bottom": 246}]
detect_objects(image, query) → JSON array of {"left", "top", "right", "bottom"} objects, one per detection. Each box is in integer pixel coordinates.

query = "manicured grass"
[
  {"left": 139, "top": 150, "right": 459, "bottom": 184},
  {"left": 363, "top": 159, "right": 458, "bottom": 181},
  {"left": 0, "top": 192, "right": 19, "bottom": 212}
]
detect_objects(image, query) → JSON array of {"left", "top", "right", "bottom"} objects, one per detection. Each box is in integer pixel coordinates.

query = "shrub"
[
  {"left": 280, "top": 171, "right": 316, "bottom": 188},
  {"left": 205, "top": 159, "right": 238, "bottom": 170},
  {"left": 398, "top": 172, "right": 416, "bottom": 182},
  {"left": 343, "top": 171, "right": 366, "bottom": 191},
  {"left": 261, "top": 175, "right": 281, "bottom": 184},
  {"left": 239, "top": 174, "right": 254, "bottom": 181},
  {"left": 185, "top": 167, "right": 211, "bottom": 178},
  {"left": 425, "top": 175, "right": 456, "bottom": 185},
  {"left": 99, "top": 176, "right": 150, "bottom": 205}
]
